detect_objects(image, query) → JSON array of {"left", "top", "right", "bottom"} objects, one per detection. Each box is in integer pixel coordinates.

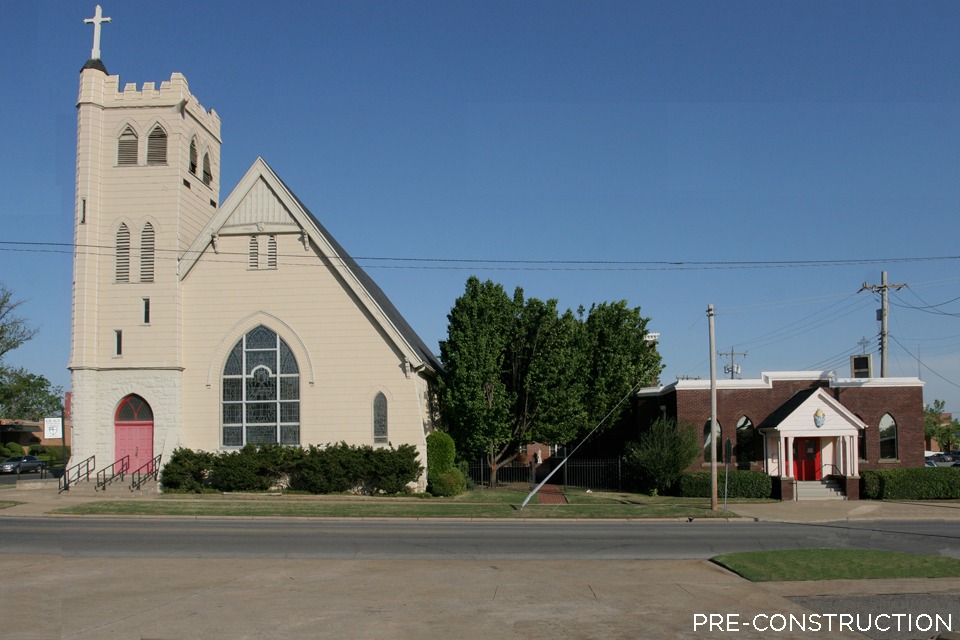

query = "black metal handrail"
[
  {"left": 130, "top": 454, "right": 161, "bottom": 491},
  {"left": 59, "top": 455, "right": 95, "bottom": 493},
  {"left": 96, "top": 455, "right": 130, "bottom": 491}
]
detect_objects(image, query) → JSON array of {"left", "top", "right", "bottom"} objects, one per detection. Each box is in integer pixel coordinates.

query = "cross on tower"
[{"left": 84, "top": 5, "right": 112, "bottom": 60}]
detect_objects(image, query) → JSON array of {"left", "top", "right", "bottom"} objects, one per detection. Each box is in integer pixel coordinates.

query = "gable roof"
[
  {"left": 759, "top": 387, "right": 867, "bottom": 434},
  {"left": 180, "top": 157, "right": 440, "bottom": 373}
]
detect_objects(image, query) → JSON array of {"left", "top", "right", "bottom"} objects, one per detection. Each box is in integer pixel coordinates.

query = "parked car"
[
  {"left": 952, "top": 461, "right": 960, "bottom": 468},
  {"left": 928, "top": 453, "right": 953, "bottom": 463},
  {"left": 0, "top": 456, "right": 46, "bottom": 474},
  {"left": 925, "top": 459, "right": 939, "bottom": 467}
]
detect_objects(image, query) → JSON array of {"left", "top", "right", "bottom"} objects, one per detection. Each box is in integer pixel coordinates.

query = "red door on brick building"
[
  {"left": 793, "top": 437, "right": 821, "bottom": 480},
  {"left": 115, "top": 395, "right": 154, "bottom": 472}
]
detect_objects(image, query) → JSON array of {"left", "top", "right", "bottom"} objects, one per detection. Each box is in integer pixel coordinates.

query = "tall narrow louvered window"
[
  {"left": 188, "top": 139, "right": 198, "bottom": 175},
  {"left": 248, "top": 236, "right": 259, "bottom": 269},
  {"left": 373, "top": 393, "right": 388, "bottom": 444},
  {"left": 115, "top": 223, "right": 130, "bottom": 282},
  {"left": 202, "top": 152, "right": 213, "bottom": 186},
  {"left": 267, "top": 236, "right": 278, "bottom": 269},
  {"left": 140, "top": 223, "right": 155, "bottom": 283},
  {"left": 117, "top": 127, "right": 138, "bottom": 165},
  {"left": 146, "top": 126, "right": 167, "bottom": 165}
]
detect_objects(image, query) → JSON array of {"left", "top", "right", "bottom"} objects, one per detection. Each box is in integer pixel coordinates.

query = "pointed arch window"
[
  {"left": 374, "top": 393, "right": 388, "bottom": 444},
  {"left": 222, "top": 326, "right": 300, "bottom": 447},
  {"left": 117, "top": 126, "right": 138, "bottom": 165},
  {"left": 202, "top": 152, "right": 213, "bottom": 186},
  {"left": 703, "top": 420, "right": 722, "bottom": 463},
  {"left": 248, "top": 236, "right": 259, "bottom": 269},
  {"left": 115, "top": 223, "right": 130, "bottom": 282},
  {"left": 117, "top": 394, "right": 153, "bottom": 422},
  {"left": 188, "top": 138, "right": 198, "bottom": 175},
  {"left": 140, "top": 223, "right": 155, "bottom": 283},
  {"left": 879, "top": 413, "right": 898, "bottom": 460},
  {"left": 735, "top": 416, "right": 758, "bottom": 469},
  {"left": 146, "top": 125, "right": 167, "bottom": 165}
]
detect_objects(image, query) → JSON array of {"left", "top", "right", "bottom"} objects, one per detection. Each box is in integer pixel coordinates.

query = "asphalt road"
[{"left": 2, "top": 517, "right": 959, "bottom": 560}]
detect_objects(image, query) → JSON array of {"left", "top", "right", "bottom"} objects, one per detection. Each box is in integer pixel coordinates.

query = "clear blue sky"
[{"left": 2, "top": 1, "right": 959, "bottom": 414}]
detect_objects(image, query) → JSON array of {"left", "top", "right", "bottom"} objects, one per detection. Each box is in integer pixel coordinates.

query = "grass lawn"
[
  {"left": 0, "top": 501, "right": 20, "bottom": 509},
  {"left": 53, "top": 487, "right": 740, "bottom": 519},
  {"left": 712, "top": 549, "right": 960, "bottom": 582}
]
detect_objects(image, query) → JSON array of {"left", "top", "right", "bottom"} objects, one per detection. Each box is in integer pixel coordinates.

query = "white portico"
[{"left": 760, "top": 387, "right": 866, "bottom": 481}]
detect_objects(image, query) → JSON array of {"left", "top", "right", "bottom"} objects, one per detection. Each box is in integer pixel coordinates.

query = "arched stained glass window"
[
  {"left": 116, "top": 394, "right": 153, "bottom": 422},
  {"left": 374, "top": 393, "right": 388, "bottom": 444},
  {"left": 879, "top": 413, "right": 898, "bottom": 460},
  {"left": 222, "top": 326, "right": 300, "bottom": 447}
]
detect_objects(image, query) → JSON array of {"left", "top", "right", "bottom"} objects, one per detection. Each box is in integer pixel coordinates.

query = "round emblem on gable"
[{"left": 814, "top": 408, "right": 825, "bottom": 428}]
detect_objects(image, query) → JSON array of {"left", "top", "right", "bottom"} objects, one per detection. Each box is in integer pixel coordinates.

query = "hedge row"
[
  {"left": 160, "top": 443, "right": 423, "bottom": 494},
  {"left": 0, "top": 444, "right": 70, "bottom": 466},
  {"left": 861, "top": 468, "right": 960, "bottom": 500},
  {"left": 425, "top": 431, "right": 466, "bottom": 497},
  {"left": 676, "top": 470, "right": 773, "bottom": 499}
]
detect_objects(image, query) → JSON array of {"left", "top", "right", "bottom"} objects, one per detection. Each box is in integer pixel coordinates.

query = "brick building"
[{"left": 635, "top": 371, "right": 924, "bottom": 500}]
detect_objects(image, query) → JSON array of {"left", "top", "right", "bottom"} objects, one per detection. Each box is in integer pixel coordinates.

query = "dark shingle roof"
[{"left": 758, "top": 387, "right": 819, "bottom": 429}]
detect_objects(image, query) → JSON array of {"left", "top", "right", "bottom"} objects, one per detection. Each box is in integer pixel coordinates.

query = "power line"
[{"left": 3, "top": 241, "right": 960, "bottom": 272}]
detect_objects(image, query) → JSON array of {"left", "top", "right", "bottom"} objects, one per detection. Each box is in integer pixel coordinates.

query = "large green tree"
[
  {"left": 0, "top": 368, "right": 63, "bottom": 422},
  {"left": 438, "top": 277, "right": 661, "bottom": 483},
  {"left": 0, "top": 283, "right": 61, "bottom": 422}
]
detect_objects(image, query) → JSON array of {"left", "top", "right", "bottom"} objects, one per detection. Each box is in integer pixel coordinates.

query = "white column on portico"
[
  {"left": 784, "top": 435, "right": 793, "bottom": 478},
  {"left": 851, "top": 434, "right": 860, "bottom": 476}
]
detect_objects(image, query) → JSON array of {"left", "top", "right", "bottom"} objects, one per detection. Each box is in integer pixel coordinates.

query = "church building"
[{"left": 68, "top": 7, "right": 439, "bottom": 489}]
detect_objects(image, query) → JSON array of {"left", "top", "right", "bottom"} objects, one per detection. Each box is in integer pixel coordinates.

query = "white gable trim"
[
  {"left": 762, "top": 388, "right": 867, "bottom": 437},
  {"left": 181, "top": 157, "right": 430, "bottom": 370}
]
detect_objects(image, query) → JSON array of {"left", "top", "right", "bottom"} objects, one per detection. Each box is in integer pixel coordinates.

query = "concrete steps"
[{"left": 795, "top": 479, "right": 846, "bottom": 500}]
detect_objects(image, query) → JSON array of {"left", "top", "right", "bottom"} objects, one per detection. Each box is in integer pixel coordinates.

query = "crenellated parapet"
[{"left": 79, "top": 70, "right": 221, "bottom": 141}]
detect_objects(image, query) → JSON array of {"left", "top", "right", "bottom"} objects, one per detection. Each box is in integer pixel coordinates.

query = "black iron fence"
[{"left": 467, "top": 457, "right": 622, "bottom": 491}]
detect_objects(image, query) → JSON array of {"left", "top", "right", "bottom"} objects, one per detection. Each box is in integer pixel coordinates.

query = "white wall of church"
[{"left": 179, "top": 232, "right": 430, "bottom": 486}]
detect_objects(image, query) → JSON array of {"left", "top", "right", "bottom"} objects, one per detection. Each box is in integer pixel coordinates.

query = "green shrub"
[
  {"left": 623, "top": 418, "right": 700, "bottom": 493},
  {"left": 290, "top": 442, "right": 367, "bottom": 494},
  {"left": 426, "top": 431, "right": 456, "bottom": 475},
  {"left": 428, "top": 469, "right": 467, "bottom": 497},
  {"left": 208, "top": 445, "right": 279, "bottom": 492},
  {"left": 160, "top": 448, "right": 215, "bottom": 493},
  {"left": 366, "top": 444, "right": 423, "bottom": 494},
  {"left": 860, "top": 468, "right": 960, "bottom": 500},
  {"left": 677, "top": 470, "right": 772, "bottom": 499},
  {"left": 5, "top": 442, "right": 24, "bottom": 455}
]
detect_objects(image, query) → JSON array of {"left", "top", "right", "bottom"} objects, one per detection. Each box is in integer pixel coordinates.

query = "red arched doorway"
[{"left": 115, "top": 394, "right": 154, "bottom": 471}]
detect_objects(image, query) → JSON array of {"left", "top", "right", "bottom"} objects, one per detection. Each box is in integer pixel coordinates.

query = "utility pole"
[
  {"left": 707, "top": 304, "right": 718, "bottom": 512},
  {"left": 859, "top": 271, "right": 906, "bottom": 377},
  {"left": 718, "top": 347, "right": 747, "bottom": 379}
]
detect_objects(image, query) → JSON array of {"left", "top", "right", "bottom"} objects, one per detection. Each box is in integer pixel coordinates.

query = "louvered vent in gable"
[
  {"left": 140, "top": 223, "right": 155, "bottom": 283},
  {"left": 117, "top": 127, "right": 138, "bottom": 166},
  {"left": 267, "top": 236, "right": 278, "bottom": 269},
  {"left": 248, "top": 236, "right": 259, "bottom": 269},
  {"left": 189, "top": 139, "right": 198, "bottom": 175},
  {"left": 202, "top": 152, "right": 213, "bottom": 186},
  {"left": 147, "top": 126, "right": 167, "bottom": 165},
  {"left": 116, "top": 223, "right": 130, "bottom": 282}
]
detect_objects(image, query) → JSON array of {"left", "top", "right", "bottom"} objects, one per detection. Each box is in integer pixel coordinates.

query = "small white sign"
[{"left": 44, "top": 418, "right": 63, "bottom": 439}]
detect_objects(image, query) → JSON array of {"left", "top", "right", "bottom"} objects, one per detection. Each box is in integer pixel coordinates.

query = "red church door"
[
  {"left": 115, "top": 395, "right": 154, "bottom": 472},
  {"left": 793, "top": 437, "right": 821, "bottom": 481}
]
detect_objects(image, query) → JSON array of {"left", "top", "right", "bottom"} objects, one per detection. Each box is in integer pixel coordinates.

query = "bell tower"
[{"left": 69, "top": 5, "right": 222, "bottom": 466}]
